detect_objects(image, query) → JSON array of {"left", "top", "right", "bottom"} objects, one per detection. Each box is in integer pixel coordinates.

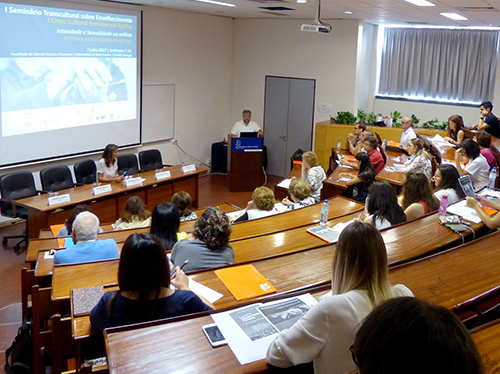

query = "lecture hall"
[{"left": 1, "top": 0, "right": 500, "bottom": 373}]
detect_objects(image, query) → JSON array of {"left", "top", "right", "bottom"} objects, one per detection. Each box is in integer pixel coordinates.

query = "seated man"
[
  {"left": 477, "top": 100, "right": 500, "bottom": 138},
  {"left": 347, "top": 122, "right": 366, "bottom": 155},
  {"left": 400, "top": 117, "right": 417, "bottom": 149},
  {"left": 54, "top": 211, "right": 119, "bottom": 265},
  {"left": 342, "top": 136, "right": 385, "bottom": 174},
  {"left": 350, "top": 129, "right": 373, "bottom": 155}
]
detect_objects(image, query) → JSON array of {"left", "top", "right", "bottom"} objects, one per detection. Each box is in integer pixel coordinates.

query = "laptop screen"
[{"left": 240, "top": 132, "right": 258, "bottom": 138}]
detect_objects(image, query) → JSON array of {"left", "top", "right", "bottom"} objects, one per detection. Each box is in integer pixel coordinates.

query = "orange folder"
[
  {"left": 387, "top": 141, "right": 401, "bottom": 148},
  {"left": 482, "top": 207, "right": 498, "bottom": 216},
  {"left": 215, "top": 264, "right": 277, "bottom": 301},
  {"left": 50, "top": 223, "right": 65, "bottom": 237}
]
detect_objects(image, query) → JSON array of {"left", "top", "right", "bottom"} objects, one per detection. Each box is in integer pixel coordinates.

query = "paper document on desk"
[
  {"left": 226, "top": 209, "right": 245, "bottom": 221},
  {"left": 338, "top": 177, "right": 351, "bottom": 182},
  {"left": 478, "top": 189, "right": 500, "bottom": 200},
  {"left": 274, "top": 203, "right": 288, "bottom": 213},
  {"left": 211, "top": 293, "right": 317, "bottom": 365},
  {"left": 331, "top": 220, "right": 354, "bottom": 234},
  {"left": 446, "top": 200, "right": 481, "bottom": 223},
  {"left": 431, "top": 134, "right": 451, "bottom": 147},
  {"left": 188, "top": 279, "right": 223, "bottom": 304},
  {"left": 277, "top": 178, "right": 291, "bottom": 189}
]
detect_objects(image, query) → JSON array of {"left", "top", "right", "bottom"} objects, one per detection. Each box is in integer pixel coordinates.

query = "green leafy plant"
[
  {"left": 422, "top": 118, "right": 447, "bottom": 130},
  {"left": 357, "top": 109, "right": 367, "bottom": 123},
  {"left": 333, "top": 111, "right": 357, "bottom": 125},
  {"left": 411, "top": 114, "right": 420, "bottom": 126},
  {"left": 357, "top": 109, "right": 377, "bottom": 124},
  {"left": 442, "top": 120, "right": 449, "bottom": 129},
  {"left": 391, "top": 111, "right": 402, "bottom": 126}
]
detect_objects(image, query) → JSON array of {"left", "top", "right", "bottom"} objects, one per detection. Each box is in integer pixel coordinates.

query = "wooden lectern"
[{"left": 228, "top": 135, "right": 264, "bottom": 192}]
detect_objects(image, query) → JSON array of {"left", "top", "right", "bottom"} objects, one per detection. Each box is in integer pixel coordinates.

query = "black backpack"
[{"left": 4, "top": 315, "right": 33, "bottom": 374}]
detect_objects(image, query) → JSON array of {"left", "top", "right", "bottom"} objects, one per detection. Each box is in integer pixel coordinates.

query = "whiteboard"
[{"left": 141, "top": 84, "right": 175, "bottom": 143}]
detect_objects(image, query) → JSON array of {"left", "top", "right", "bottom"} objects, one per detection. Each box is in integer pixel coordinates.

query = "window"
[{"left": 377, "top": 27, "right": 500, "bottom": 105}]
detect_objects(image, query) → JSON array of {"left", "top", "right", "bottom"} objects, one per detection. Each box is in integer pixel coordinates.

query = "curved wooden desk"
[{"left": 15, "top": 164, "right": 207, "bottom": 239}]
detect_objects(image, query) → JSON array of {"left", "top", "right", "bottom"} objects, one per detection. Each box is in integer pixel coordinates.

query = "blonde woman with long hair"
[
  {"left": 266, "top": 222, "right": 413, "bottom": 374},
  {"left": 404, "top": 138, "right": 432, "bottom": 181}
]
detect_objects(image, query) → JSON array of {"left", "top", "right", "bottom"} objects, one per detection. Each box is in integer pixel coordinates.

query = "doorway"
[{"left": 263, "top": 76, "right": 316, "bottom": 177}]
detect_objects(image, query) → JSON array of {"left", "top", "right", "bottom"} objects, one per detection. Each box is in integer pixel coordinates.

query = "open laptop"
[
  {"left": 458, "top": 175, "right": 476, "bottom": 198},
  {"left": 240, "top": 132, "right": 258, "bottom": 138}
]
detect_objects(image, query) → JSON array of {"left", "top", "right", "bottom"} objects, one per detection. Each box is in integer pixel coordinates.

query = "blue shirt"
[
  {"left": 53, "top": 239, "right": 119, "bottom": 265},
  {"left": 90, "top": 290, "right": 212, "bottom": 332}
]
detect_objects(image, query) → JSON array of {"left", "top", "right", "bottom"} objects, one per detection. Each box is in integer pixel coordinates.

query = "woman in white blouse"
[
  {"left": 265, "top": 222, "right": 413, "bottom": 374},
  {"left": 97, "top": 144, "right": 125, "bottom": 183},
  {"left": 433, "top": 164, "right": 464, "bottom": 205},
  {"left": 404, "top": 138, "right": 432, "bottom": 181}
]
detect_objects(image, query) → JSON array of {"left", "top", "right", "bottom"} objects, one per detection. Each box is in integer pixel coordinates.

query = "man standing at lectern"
[{"left": 231, "top": 110, "right": 263, "bottom": 137}]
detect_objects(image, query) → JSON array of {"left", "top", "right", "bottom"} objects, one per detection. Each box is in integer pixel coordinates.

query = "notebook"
[
  {"left": 306, "top": 225, "right": 340, "bottom": 244},
  {"left": 71, "top": 286, "right": 105, "bottom": 317},
  {"left": 215, "top": 265, "right": 276, "bottom": 301}
]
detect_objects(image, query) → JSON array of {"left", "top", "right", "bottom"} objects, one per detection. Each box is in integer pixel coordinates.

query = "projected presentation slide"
[{"left": 0, "top": 2, "right": 138, "bottom": 138}]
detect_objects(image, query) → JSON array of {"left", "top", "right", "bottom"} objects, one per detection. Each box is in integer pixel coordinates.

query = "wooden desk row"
[
  {"left": 15, "top": 165, "right": 207, "bottom": 239},
  {"left": 26, "top": 202, "right": 239, "bottom": 263},
  {"left": 55, "top": 208, "right": 484, "bottom": 340},
  {"left": 27, "top": 196, "right": 362, "bottom": 264},
  {"left": 102, "top": 230, "right": 500, "bottom": 374}
]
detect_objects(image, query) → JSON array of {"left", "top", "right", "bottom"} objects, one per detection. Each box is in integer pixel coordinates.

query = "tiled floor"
[{"left": 0, "top": 172, "right": 282, "bottom": 363}]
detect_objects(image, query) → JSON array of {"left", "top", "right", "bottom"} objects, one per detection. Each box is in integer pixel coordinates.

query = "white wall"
[{"left": 231, "top": 19, "right": 361, "bottom": 126}]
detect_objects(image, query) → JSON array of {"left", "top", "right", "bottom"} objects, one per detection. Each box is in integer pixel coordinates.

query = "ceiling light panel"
[
  {"left": 404, "top": 0, "right": 435, "bottom": 6},
  {"left": 440, "top": 12, "right": 468, "bottom": 20}
]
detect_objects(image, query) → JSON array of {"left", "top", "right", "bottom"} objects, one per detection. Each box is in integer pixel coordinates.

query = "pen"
[{"left": 171, "top": 260, "right": 189, "bottom": 279}]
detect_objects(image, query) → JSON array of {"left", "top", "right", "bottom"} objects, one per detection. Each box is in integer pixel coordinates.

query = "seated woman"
[
  {"left": 361, "top": 181, "right": 406, "bottom": 230},
  {"left": 266, "top": 222, "right": 413, "bottom": 374},
  {"left": 352, "top": 297, "right": 483, "bottom": 374},
  {"left": 433, "top": 164, "right": 464, "bottom": 205},
  {"left": 56, "top": 204, "right": 103, "bottom": 237},
  {"left": 302, "top": 151, "right": 326, "bottom": 203},
  {"left": 150, "top": 202, "right": 187, "bottom": 250},
  {"left": 171, "top": 208, "right": 234, "bottom": 272},
  {"left": 443, "top": 115, "right": 465, "bottom": 147},
  {"left": 466, "top": 195, "right": 500, "bottom": 229},
  {"left": 402, "top": 172, "right": 439, "bottom": 221},
  {"left": 172, "top": 191, "right": 197, "bottom": 222},
  {"left": 90, "top": 233, "right": 212, "bottom": 333},
  {"left": 455, "top": 139, "right": 490, "bottom": 191},
  {"left": 233, "top": 186, "right": 279, "bottom": 223},
  {"left": 404, "top": 138, "right": 432, "bottom": 181},
  {"left": 339, "top": 152, "right": 376, "bottom": 203},
  {"left": 474, "top": 131, "right": 496, "bottom": 170},
  {"left": 282, "top": 178, "right": 315, "bottom": 210},
  {"left": 114, "top": 196, "right": 151, "bottom": 230},
  {"left": 97, "top": 144, "right": 125, "bottom": 183}
]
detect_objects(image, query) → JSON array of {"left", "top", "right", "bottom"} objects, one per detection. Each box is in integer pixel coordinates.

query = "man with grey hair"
[
  {"left": 400, "top": 117, "right": 417, "bottom": 149},
  {"left": 54, "top": 211, "right": 118, "bottom": 265}
]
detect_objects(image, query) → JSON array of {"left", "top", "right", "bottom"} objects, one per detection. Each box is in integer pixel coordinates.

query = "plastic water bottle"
[
  {"left": 337, "top": 141, "right": 341, "bottom": 155},
  {"left": 364, "top": 194, "right": 370, "bottom": 214},
  {"left": 488, "top": 167, "right": 497, "bottom": 189},
  {"left": 320, "top": 200, "right": 329, "bottom": 226},
  {"left": 382, "top": 138, "right": 387, "bottom": 149},
  {"left": 439, "top": 194, "right": 448, "bottom": 216}
]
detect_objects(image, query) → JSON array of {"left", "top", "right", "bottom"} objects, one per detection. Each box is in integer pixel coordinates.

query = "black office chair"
[
  {"left": 138, "top": 149, "right": 166, "bottom": 171},
  {"left": 117, "top": 154, "right": 140, "bottom": 176},
  {"left": 0, "top": 171, "right": 40, "bottom": 249},
  {"left": 73, "top": 159, "right": 97, "bottom": 185},
  {"left": 40, "top": 165, "right": 76, "bottom": 192}
]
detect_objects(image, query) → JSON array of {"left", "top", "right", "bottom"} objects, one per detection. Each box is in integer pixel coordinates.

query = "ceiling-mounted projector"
[
  {"left": 301, "top": 0, "right": 331, "bottom": 34},
  {"left": 301, "top": 23, "right": 332, "bottom": 33}
]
